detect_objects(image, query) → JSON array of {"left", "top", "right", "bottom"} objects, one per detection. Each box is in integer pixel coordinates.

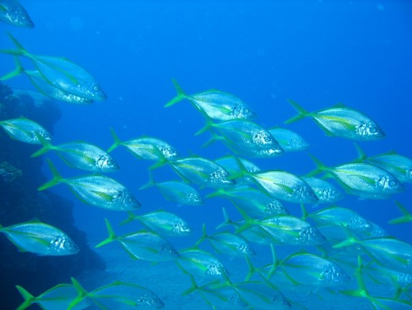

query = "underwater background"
[{"left": 1, "top": 0, "right": 412, "bottom": 309}]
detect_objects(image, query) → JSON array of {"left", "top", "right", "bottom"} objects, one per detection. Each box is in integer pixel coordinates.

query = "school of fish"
[{"left": 1, "top": 2, "right": 412, "bottom": 309}]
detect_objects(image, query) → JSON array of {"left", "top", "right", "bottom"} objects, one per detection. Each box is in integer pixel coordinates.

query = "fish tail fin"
[
  {"left": 1, "top": 56, "right": 25, "bottom": 81},
  {"left": 227, "top": 156, "right": 250, "bottom": 180},
  {"left": 215, "top": 207, "right": 233, "bottom": 230},
  {"left": 389, "top": 201, "right": 412, "bottom": 224},
  {"left": 234, "top": 207, "right": 253, "bottom": 234},
  {"left": 353, "top": 143, "right": 368, "bottom": 162},
  {"left": 67, "top": 278, "right": 88, "bottom": 310},
  {"left": 205, "top": 188, "right": 225, "bottom": 199},
  {"left": 195, "top": 113, "right": 214, "bottom": 136},
  {"left": 284, "top": 99, "right": 310, "bottom": 124},
  {"left": 200, "top": 131, "right": 224, "bottom": 149},
  {"left": 333, "top": 235, "right": 359, "bottom": 249},
  {"left": 165, "top": 78, "right": 187, "bottom": 107},
  {"left": 194, "top": 223, "right": 208, "bottom": 246},
  {"left": 305, "top": 153, "right": 328, "bottom": 177},
  {"left": 148, "top": 156, "right": 169, "bottom": 170},
  {"left": 300, "top": 204, "right": 309, "bottom": 220},
  {"left": 120, "top": 212, "right": 137, "bottom": 226},
  {"left": 139, "top": 170, "right": 156, "bottom": 190},
  {"left": 95, "top": 218, "right": 117, "bottom": 248},
  {"left": 37, "top": 159, "right": 63, "bottom": 191},
  {"left": 181, "top": 273, "right": 200, "bottom": 296},
  {"left": 107, "top": 127, "right": 122, "bottom": 153},
  {"left": 15, "top": 286, "right": 35, "bottom": 310},
  {"left": 266, "top": 243, "right": 279, "bottom": 279},
  {"left": 244, "top": 254, "right": 259, "bottom": 281},
  {"left": 31, "top": 133, "right": 55, "bottom": 157}
]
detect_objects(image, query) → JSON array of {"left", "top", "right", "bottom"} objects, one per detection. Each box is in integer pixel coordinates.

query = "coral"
[{"left": 0, "top": 161, "right": 22, "bottom": 183}]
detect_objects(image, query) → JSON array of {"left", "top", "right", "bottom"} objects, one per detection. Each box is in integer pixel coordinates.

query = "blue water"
[{"left": 1, "top": 0, "right": 412, "bottom": 309}]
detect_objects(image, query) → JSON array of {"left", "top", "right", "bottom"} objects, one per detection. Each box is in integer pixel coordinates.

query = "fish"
[
  {"left": 301, "top": 205, "right": 372, "bottom": 236},
  {"left": 308, "top": 154, "right": 404, "bottom": 199},
  {"left": 182, "top": 274, "right": 250, "bottom": 309},
  {"left": 340, "top": 256, "right": 412, "bottom": 310},
  {"left": 38, "top": 159, "right": 140, "bottom": 211},
  {"left": 0, "top": 116, "right": 52, "bottom": 144},
  {"left": 0, "top": 0, "right": 34, "bottom": 28},
  {"left": 232, "top": 159, "right": 318, "bottom": 204},
  {"left": 139, "top": 171, "right": 203, "bottom": 206},
  {"left": 1, "top": 33, "right": 106, "bottom": 101},
  {"left": 96, "top": 218, "right": 179, "bottom": 262},
  {"left": 334, "top": 235, "right": 412, "bottom": 274},
  {"left": 301, "top": 176, "right": 345, "bottom": 204},
  {"left": 215, "top": 155, "right": 260, "bottom": 185},
  {"left": 195, "top": 224, "right": 256, "bottom": 257},
  {"left": 31, "top": 134, "right": 120, "bottom": 173},
  {"left": 0, "top": 218, "right": 79, "bottom": 256},
  {"left": 166, "top": 155, "right": 235, "bottom": 188},
  {"left": 389, "top": 201, "right": 412, "bottom": 225},
  {"left": 121, "top": 210, "right": 192, "bottom": 237},
  {"left": 176, "top": 247, "right": 229, "bottom": 281},
  {"left": 207, "top": 186, "right": 289, "bottom": 218},
  {"left": 285, "top": 100, "right": 385, "bottom": 141},
  {"left": 208, "top": 279, "right": 292, "bottom": 310},
  {"left": 237, "top": 209, "right": 326, "bottom": 246},
  {"left": 268, "top": 126, "right": 310, "bottom": 152},
  {"left": 165, "top": 78, "right": 257, "bottom": 121},
  {"left": 15, "top": 284, "right": 90, "bottom": 310},
  {"left": 68, "top": 277, "right": 164, "bottom": 310},
  {"left": 107, "top": 127, "right": 179, "bottom": 168},
  {"left": 276, "top": 251, "right": 351, "bottom": 289},
  {"left": 354, "top": 143, "right": 412, "bottom": 183},
  {"left": 4, "top": 56, "right": 94, "bottom": 104},
  {"left": 216, "top": 208, "right": 275, "bottom": 246},
  {"left": 197, "top": 119, "right": 284, "bottom": 158}
]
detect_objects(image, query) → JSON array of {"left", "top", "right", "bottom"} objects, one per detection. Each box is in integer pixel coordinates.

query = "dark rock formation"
[{"left": 0, "top": 82, "right": 106, "bottom": 309}]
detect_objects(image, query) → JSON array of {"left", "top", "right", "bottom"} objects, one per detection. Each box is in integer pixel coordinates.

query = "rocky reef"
[{"left": 0, "top": 82, "right": 106, "bottom": 309}]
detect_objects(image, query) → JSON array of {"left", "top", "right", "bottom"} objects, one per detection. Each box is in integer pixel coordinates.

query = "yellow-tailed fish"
[
  {"left": 167, "top": 155, "right": 235, "bottom": 188},
  {"left": 197, "top": 118, "right": 284, "bottom": 158},
  {"left": 38, "top": 159, "right": 140, "bottom": 211},
  {"left": 108, "top": 127, "right": 179, "bottom": 168},
  {"left": 0, "top": 116, "right": 52, "bottom": 144},
  {"left": 1, "top": 33, "right": 106, "bottom": 101},
  {"left": 95, "top": 219, "right": 179, "bottom": 262},
  {"left": 166, "top": 78, "right": 257, "bottom": 121},
  {"left": 207, "top": 185, "right": 288, "bottom": 218},
  {"left": 301, "top": 205, "right": 372, "bottom": 236},
  {"left": 32, "top": 134, "right": 120, "bottom": 173},
  {"left": 215, "top": 155, "right": 260, "bottom": 185},
  {"left": 176, "top": 247, "right": 229, "bottom": 281},
  {"left": 340, "top": 256, "right": 412, "bottom": 310},
  {"left": 68, "top": 277, "right": 164, "bottom": 310},
  {"left": 15, "top": 284, "right": 90, "bottom": 310},
  {"left": 301, "top": 176, "right": 345, "bottom": 204},
  {"left": 308, "top": 154, "right": 404, "bottom": 199},
  {"left": 139, "top": 170, "right": 203, "bottom": 206},
  {"left": 268, "top": 126, "right": 310, "bottom": 152},
  {"left": 195, "top": 223, "right": 256, "bottom": 257},
  {"left": 354, "top": 143, "right": 412, "bottom": 183},
  {"left": 121, "top": 210, "right": 192, "bottom": 237},
  {"left": 334, "top": 235, "right": 412, "bottom": 274},
  {"left": 232, "top": 158, "right": 318, "bottom": 203},
  {"left": 0, "top": 218, "right": 79, "bottom": 256},
  {"left": 285, "top": 100, "right": 385, "bottom": 141},
  {"left": 237, "top": 208, "right": 326, "bottom": 246}
]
